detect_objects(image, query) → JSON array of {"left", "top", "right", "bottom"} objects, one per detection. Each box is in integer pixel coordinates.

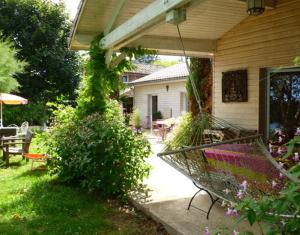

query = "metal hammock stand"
[{"left": 157, "top": 24, "right": 294, "bottom": 220}]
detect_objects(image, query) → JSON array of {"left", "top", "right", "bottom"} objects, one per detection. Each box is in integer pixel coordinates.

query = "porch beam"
[
  {"left": 100, "top": 0, "right": 204, "bottom": 50},
  {"left": 104, "top": 0, "right": 126, "bottom": 35},
  {"left": 237, "top": 0, "right": 276, "bottom": 9},
  {"left": 127, "top": 36, "right": 216, "bottom": 55}
]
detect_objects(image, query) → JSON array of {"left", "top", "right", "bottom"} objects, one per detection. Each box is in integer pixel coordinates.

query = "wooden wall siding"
[
  {"left": 147, "top": 0, "right": 247, "bottom": 40},
  {"left": 133, "top": 80, "right": 186, "bottom": 128},
  {"left": 213, "top": 0, "right": 300, "bottom": 130}
]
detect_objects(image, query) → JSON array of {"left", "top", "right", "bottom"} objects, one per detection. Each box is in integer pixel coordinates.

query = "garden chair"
[
  {"left": 18, "top": 121, "right": 29, "bottom": 136},
  {"left": 2, "top": 130, "right": 33, "bottom": 166}
]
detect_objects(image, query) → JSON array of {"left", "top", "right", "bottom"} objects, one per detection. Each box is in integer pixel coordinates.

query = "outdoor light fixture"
[{"left": 246, "top": 0, "right": 265, "bottom": 16}]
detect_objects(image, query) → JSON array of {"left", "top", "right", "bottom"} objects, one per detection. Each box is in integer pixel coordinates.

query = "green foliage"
[
  {"left": 294, "top": 56, "right": 300, "bottom": 65},
  {"left": 152, "top": 110, "right": 163, "bottom": 121},
  {"left": 0, "top": 0, "right": 81, "bottom": 102},
  {"left": 0, "top": 37, "right": 26, "bottom": 93},
  {"left": 130, "top": 108, "right": 142, "bottom": 128},
  {"left": 77, "top": 36, "right": 156, "bottom": 118},
  {"left": 153, "top": 60, "right": 178, "bottom": 67},
  {"left": 235, "top": 181, "right": 300, "bottom": 234},
  {"left": 165, "top": 112, "right": 211, "bottom": 149},
  {"left": 47, "top": 102, "right": 151, "bottom": 198},
  {"left": 2, "top": 102, "right": 48, "bottom": 126},
  {"left": 136, "top": 54, "right": 158, "bottom": 64}
]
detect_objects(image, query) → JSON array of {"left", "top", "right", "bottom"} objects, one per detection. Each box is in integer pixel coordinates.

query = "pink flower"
[
  {"left": 225, "top": 208, "right": 233, "bottom": 216},
  {"left": 204, "top": 227, "right": 210, "bottom": 235},
  {"left": 232, "top": 209, "right": 239, "bottom": 217},
  {"left": 272, "top": 180, "right": 277, "bottom": 188},
  {"left": 240, "top": 180, "right": 248, "bottom": 192},
  {"left": 278, "top": 136, "right": 283, "bottom": 143},
  {"left": 237, "top": 190, "right": 244, "bottom": 200},
  {"left": 277, "top": 147, "right": 283, "bottom": 155},
  {"left": 279, "top": 172, "right": 284, "bottom": 179},
  {"left": 295, "top": 128, "right": 300, "bottom": 136}
]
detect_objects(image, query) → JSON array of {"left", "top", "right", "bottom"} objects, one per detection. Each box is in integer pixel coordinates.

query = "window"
[
  {"left": 180, "top": 92, "right": 189, "bottom": 113},
  {"left": 267, "top": 68, "right": 300, "bottom": 138},
  {"left": 122, "top": 75, "right": 129, "bottom": 83}
]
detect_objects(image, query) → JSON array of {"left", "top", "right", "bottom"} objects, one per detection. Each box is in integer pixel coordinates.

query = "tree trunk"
[{"left": 187, "top": 58, "right": 212, "bottom": 117}]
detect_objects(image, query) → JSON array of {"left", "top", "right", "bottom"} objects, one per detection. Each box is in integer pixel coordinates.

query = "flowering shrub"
[{"left": 47, "top": 102, "right": 151, "bottom": 198}]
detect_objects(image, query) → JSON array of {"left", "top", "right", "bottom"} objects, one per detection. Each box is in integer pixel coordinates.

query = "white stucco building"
[{"left": 130, "top": 63, "right": 189, "bottom": 128}]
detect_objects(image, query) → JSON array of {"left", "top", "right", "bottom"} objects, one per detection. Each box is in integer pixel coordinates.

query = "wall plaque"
[{"left": 222, "top": 70, "right": 248, "bottom": 103}]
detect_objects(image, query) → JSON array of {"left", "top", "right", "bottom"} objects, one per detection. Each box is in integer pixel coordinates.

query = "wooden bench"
[{"left": 157, "top": 135, "right": 287, "bottom": 219}]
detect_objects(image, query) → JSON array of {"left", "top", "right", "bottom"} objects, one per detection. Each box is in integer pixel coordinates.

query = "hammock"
[{"left": 157, "top": 24, "right": 294, "bottom": 219}]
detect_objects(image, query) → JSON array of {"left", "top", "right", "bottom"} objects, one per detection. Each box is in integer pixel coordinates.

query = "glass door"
[{"left": 268, "top": 68, "right": 300, "bottom": 139}]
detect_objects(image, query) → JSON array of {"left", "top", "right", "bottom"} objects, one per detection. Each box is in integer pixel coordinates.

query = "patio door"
[
  {"left": 264, "top": 68, "right": 300, "bottom": 139},
  {"left": 152, "top": 95, "right": 158, "bottom": 115},
  {"left": 147, "top": 95, "right": 158, "bottom": 128}
]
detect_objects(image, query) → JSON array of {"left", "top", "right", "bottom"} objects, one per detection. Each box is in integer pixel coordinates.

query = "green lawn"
[{"left": 0, "top": 157, "right": 165, "bottom": 235}]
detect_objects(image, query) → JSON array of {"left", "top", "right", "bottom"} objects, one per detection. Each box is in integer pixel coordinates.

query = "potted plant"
[{"left": 130, "top": 108, "right": 142, "bottom": 133}]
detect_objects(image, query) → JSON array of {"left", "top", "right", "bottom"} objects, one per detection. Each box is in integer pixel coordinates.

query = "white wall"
[
  {"left": 133, "top": 80, "right": 186, "bottom": 127},
  {"left": 213, "top": 0, "right": 300, "bottom": 130}
]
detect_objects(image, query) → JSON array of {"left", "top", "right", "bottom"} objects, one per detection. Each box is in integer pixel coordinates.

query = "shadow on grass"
[
  {"left": 0, "top": 179, "right": 115, "bottom": 235},
  {"left": 0, "top": 158, "right": 24, "bottom": 169},
  {"left": 16, "top": 169, "right": 48, "bottom": 178}
]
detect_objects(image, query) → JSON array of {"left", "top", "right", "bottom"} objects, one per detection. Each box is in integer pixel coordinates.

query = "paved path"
[{"left": 130, "top": 136, "right": 259, "bottom": 235}]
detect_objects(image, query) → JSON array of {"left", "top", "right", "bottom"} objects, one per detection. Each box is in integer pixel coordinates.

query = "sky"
[{"left": 51, "top": 0, "right": 81, "bottom": 19}]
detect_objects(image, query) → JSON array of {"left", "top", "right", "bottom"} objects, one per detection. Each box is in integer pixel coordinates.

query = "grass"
[{"left": 0, "top": 156, "right": 166, "bottom": 235}]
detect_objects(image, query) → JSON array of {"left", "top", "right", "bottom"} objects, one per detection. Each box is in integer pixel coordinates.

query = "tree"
[
  {"left": 0, "top": 37, "right": 26, "bottom": 93},
  {"left": 186, "top": 58, "right": 212, "bottom": 116},
  {"left": 0, "top": 0, "right": 81, "bottom": 102}
]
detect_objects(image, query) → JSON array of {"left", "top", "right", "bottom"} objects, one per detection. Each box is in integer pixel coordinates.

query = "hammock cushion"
[{"left": 203, "top": 144, "right": 284, "bottom": 194}]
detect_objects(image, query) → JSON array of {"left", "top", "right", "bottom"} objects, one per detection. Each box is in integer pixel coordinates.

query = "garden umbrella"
[{"left": 0, "top": 93, "right": 28, "bottom": 127}]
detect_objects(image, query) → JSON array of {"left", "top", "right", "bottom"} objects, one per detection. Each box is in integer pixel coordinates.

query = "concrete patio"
[{"left": 130, "top": 135, "right": 260, "bottom": 235}]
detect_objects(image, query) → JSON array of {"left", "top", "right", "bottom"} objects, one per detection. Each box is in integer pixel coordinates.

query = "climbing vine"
[{"left": 77, "top": 34, "right": 156, "bottom": 118}]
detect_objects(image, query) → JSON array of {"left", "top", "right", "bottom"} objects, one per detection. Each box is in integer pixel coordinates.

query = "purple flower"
[
  {"left": 277, "top": 147, "right": 283, "bottom": 155},
  {"left": 204, "top": 227, "right": 210, "bottom": 235},
  {"left": 279, "top": 172, "right": 284, "bottom": 179},
  {"left": 232, "top": 209, "right": 239, "bottom": 217},
  {"left": 272, "top": 180, "right": 277, "bottom": 188},
  {"left": 278, "top": 136, "right": 283, "bottom": 143},
  {"left": 295, "top": 128, "right": 300, "bottom": 136},
  {"left": 237, "top": 190, "right": 244, "bottom": 200},
  {"left": 240, "top": 180, "right": 248, "bottom": 192},
  {"left": 225, "top": 208, "right": 233, "bottom": 216}
]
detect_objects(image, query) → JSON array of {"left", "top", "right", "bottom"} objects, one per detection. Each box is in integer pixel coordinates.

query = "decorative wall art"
[{"left": 222, "top": 70, "right": 248, "bottom": 103}]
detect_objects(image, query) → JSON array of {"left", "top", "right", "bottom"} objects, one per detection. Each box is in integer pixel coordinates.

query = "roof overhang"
[{"left": 69, "top": 0, "right": 276, "bottom": 57}]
